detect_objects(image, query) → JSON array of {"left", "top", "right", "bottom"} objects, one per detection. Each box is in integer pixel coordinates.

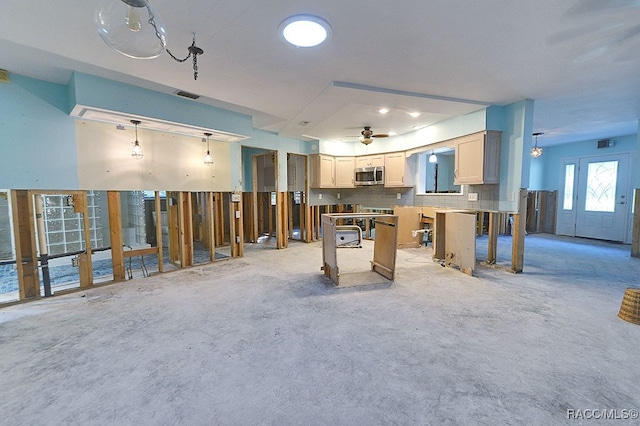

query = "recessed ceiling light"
[
  {"left": 279, "top": 15, "right": 332, "bottom": 47},
  {"left": 379, "top": 108, "right": 390, "bottom": 114},
  {"left": 409, "top": 112, "right": 421, "bottom": 118}
]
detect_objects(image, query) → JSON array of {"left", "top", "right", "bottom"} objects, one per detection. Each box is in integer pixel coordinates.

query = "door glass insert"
[
  {"left": 585, "top": 160, "right": 617, "bottom": 212},
  {"left": 563, "top": 164, "right": 575, "bottom": 210}
]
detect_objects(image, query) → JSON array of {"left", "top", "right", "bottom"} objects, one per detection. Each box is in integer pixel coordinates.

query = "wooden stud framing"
[
  {"left": 155, "top": 191, "right": 164, "bottom": 272},
  {"left": 78, "top": 192, "right": 93, "bottom": 289},
  {"left": 510, "top": 188, "right": 528, "bottom": 273},
  {"left": 107, "top": 191, "right": 125, "bottom": 281},
  {"left": 275, "top": 192, "right": 288, "bottom": 249},
  {"left": 487, "top": 212, "right": 499, "bottom": 264},
  {"left": 214, "top": 192, "right": 225, "bottom": 246},
  {"left": 632, "top": 188, "right": 640, "bottom": 258},
  {"left": 178, "top": 192, "right": 194, "bottom": 267},
  {"left": 10, "top": 190, "right": 40, "bottom": 300},
  {"left": 229, "top": 194, "right": 244, "bottom": 257},
  {"left": 288, "top": 192, "right": 294, "bottom": 240}
]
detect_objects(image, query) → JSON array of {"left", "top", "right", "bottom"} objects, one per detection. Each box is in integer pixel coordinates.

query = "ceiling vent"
[
  {"left": 174, "top": 90, "right": 200, "bottom": 100},
  {"left": 597, "top": 139, "right": 614, "bottom": 148}
]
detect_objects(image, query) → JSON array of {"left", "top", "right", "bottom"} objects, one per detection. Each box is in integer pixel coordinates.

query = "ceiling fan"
[{"left": 358, "top": 126, "right": 389, "bottom": 145}]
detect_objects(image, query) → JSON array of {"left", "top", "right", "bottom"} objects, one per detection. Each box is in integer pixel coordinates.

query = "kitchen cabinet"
[
  {"left": 310, "top": 154, "right": 335, "bottom": 188},
  {"left": 335, "top": 157, "right": 355, "bottom": 188},
  {"left": 356, "top": 154, "right": 384, "bottom": 168},
  {"left": 454, "top": 131, "right": 501, "bottom": 185},
  {"left": 384, "top": 152, "right": 407, "bottom": 187}
]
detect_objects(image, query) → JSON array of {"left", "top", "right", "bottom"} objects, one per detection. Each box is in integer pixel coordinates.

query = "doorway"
[{"left": 557, "top": 153, "right": 631, "bottom": 243}]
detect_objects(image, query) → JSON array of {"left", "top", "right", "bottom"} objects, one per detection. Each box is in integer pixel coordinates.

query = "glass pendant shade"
[
  {"left": 131, "top": 140, "right": 144, "bottom": 159},
  {"left": 530, "top": 146, "right": 543, "bottom": 158},
  {"left": 96, "top": 0, "right": 167, "bottom": 59},
  {"left": 204, "top": 151, "right": 213, "bottom": 165},
  {"left": 429, "top": 153, "right": 438, "bottom": 163}
]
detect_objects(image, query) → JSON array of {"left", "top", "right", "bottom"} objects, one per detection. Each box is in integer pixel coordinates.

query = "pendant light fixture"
[
  {"left": 531, "top": 132, "right": 544, "bottom": 159},
  {"left": 131, "top": 120, "right": 144, "bottom": 160},
  {"left": 203, "top": 132, "right": 213, "bottom": 165},
  {"left": 428, "top": 151, "right": 438, "bottom": 163},
  {"left": 95, "top": 0, "right": 204, "bottom": 80}
]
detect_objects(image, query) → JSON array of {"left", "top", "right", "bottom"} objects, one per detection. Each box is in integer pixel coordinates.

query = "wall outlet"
[
  {"left": 337, "top": 193, "right": 341, "bottom": 199},
  {"left": 508, "top": 192, "right": 515, "bottom": 202},
  {"left": 397, "top": 193, "right": 402, "bottom": 200},
  {"left": 235, "top": 235, "right": 241, "bottom": 243},
  {"left": 235, "top": 210, "right": 241, "bottom": 219},
  {"left": 319, "top": 193, "right": 322, "bottom": 200},
  {"left": 467, "top": 192, "right": 478, "bottom": 201}
]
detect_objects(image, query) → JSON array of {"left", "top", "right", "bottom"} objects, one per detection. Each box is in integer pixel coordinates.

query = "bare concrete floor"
[{"left": 1, "top": 234, "right": 639, "bottom": 425}]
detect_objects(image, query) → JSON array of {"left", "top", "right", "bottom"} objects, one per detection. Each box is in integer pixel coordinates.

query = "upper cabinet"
[
  {"left": 310, "top": 154, "right": 335, "bottom": 188},
  {"left": 356, "top": 155, "right": 384, "bottom": 168},
  {"left": 335, "top": 157, "right": 355, "bottom": 188},
  {"left": 454, "top": 131, "right": 501, "bottom": 185},
  {"left": 384, "top": 152, "right": 407, "bottom": 187}
]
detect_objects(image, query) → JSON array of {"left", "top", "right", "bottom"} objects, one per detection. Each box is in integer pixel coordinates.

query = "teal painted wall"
[
  {"left": 497, "top": 99, "right": 534, "bottom": 211},
  {"left": 0, "top": 75, "right": 78, "bottom": 189},
  {"left": 530, "top": 134, "right": 638, "bottom": 191}
]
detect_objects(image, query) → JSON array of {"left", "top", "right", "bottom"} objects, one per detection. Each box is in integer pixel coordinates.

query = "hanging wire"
[{"left": 146, "top": 5, "right": 204, "bottom": 80}]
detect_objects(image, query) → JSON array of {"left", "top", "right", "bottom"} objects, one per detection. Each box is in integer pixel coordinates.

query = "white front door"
[
  {"left": 557, "top": 153, "right": 631, "bottom": 242},
  {"left": 574, "top": 154, "right": 630, "bottom": 241}
]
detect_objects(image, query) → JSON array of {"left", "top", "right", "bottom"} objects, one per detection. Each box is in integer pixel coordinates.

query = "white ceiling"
[{"left": 2, "top": 0, "right": 640, "bottom": 147}]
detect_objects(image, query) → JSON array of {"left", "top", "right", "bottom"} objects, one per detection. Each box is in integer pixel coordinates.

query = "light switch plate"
[
  {"left": 396, "top": 193, "right": 402, "bottom": 200},
  {"left": 468, "top": 192, "right": 478, "bottom": 201}
]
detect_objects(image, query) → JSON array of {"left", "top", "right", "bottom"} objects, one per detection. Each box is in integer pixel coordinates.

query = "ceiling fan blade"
[{"left": 372, "top": 134, "right": 389, "bottom": 138}]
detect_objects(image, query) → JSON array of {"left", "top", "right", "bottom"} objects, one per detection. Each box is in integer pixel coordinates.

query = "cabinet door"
[
  {"left": 454, "top": 133, "right": 485, "bottom": 185},
  {"left": 454, "top": 131, "right": 501, "bottom": 185},
  {"left": 310, "top": 154, "right": 335, "bottom": 188},
  {"left": 319, "top": 155, "right": 336, "bottom": 187},
  {"left": 384, "top": 153, "right": 406, "bottom": 187},
  {"left": 335, "top": 157, "right": 355, "bottom": 187},
  {"left": 356, "top": 155, "right": 384, "bottom": 168}
]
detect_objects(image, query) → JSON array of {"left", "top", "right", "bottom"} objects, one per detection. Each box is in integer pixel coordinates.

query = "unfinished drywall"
[{"left": 75, "top": 121, "right": 232, "bottom": 191}]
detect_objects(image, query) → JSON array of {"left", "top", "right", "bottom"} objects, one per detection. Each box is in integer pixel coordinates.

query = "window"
[
  {"left": 563, "top": 164, "right": 575, "bottom": 210},
  {"left": 585, "top": 160, "right": 617, "bottom": 212}
]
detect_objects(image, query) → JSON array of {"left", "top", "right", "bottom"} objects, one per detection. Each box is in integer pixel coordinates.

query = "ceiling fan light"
[
  {"left": 96, "top": 0, "right": 167, "bottom": 59},
  {"left": 279, "top": 15, "right": 332, "bottom": 47}
]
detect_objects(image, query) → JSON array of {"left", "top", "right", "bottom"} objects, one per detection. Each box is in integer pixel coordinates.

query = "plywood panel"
[
  {"left": 444, "top": 212, "right": 476, "bottom": 276},
  {"left": 393, "top": 206, "right": 423, "bottom": 248},
  {"left": 372, "top": 217, "right": 398, "bottom": 280},
  {"left": 321, "top": 214, "right": 338, "bottom": 283}
]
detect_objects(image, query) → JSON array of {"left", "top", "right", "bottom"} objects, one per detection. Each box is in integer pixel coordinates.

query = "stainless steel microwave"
[{"left": 355, "top": 166, "right": 384, "bottom": 186}]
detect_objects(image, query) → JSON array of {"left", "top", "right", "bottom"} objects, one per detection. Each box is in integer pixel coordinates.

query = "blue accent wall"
[{"left": 0, "top": 75, "right": 78, "bottom": 189}]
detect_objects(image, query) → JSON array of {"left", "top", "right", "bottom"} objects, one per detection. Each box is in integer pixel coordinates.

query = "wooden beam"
[
  {"left": 632, "top": 188, "right": 640, "bottom": 258},
  {"left": 107, "top": 191, "right": 125, "bottom": 281},
  {"left": 11, "top": 190, "right": 40, "bottom": 300},
  {"left": 214, "top": 192, "right": 225, "bottom": 246},
  {"left": 207, "top": 192, "right": 216, "bottom": 262},
  {"left": 155, "top": 191, "right": 164, "bottom": 272},
  {"left": 276, "top": 192, "right": 288, "bottom": 249},
  {"left": 487, "top": 212, "right": 498, "bottom": 264},
  {"left": 229, "top": 194, "right": 244, "bottom": 257},
  {"left": 511, "top": 188, "right": 527, "bottom": 273},
  {"left": 78, "top": 192, "right": 93, "bottom": 289},
  {"left": 288, "top": 192, "right": 294, "bottom": 240},
  {"left": 178, "top": 192, "right": 194, "bottom": 267}
]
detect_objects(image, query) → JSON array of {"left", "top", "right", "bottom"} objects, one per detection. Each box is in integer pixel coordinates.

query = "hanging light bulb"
[
  {"left": 203, "top": 132, "right": 214, "bottom": 165},
  {"left": 126, "top": 5, "right": 142, "bottom": 31},
  {"left": 428, "top": 152, "right": 438, "bottom": 163},
  {"left": 96, "top": 0, "right": 167, "bottom": 59},
  {"left": 531, "top": 132, "right": 544, "bottom": 159},
  {"left": 131, "top": 120, "right": 144, "bottom": 160}
]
